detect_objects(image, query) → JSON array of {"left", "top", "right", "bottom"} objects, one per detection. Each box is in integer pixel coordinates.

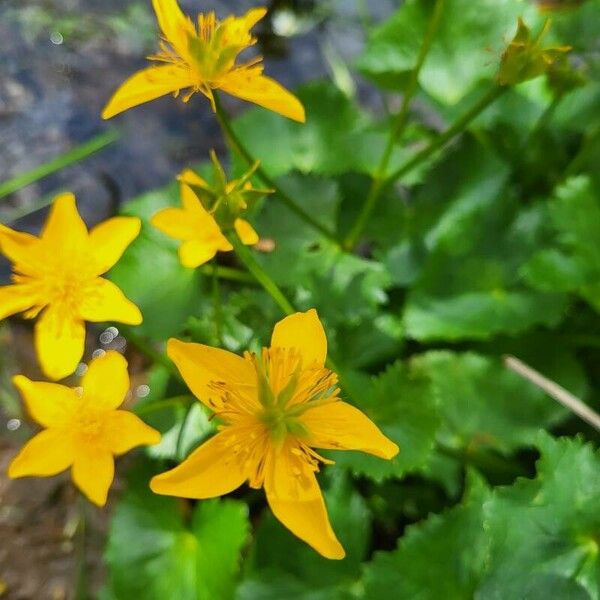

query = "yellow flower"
[
  {"left": 8, "top": 352, "right": 161, "bottom": 506},
  {"left": 151, "top": 167, "right": 259, "bottom": 268},
  {"left": 151, "top": 309, "right": 398, "bottom": 559},
  {"left": 102, "top": 0, "right": 305, "bottom": 122},
  {"left": 0, "top": 193, "right": 142, "bottom": 380}
]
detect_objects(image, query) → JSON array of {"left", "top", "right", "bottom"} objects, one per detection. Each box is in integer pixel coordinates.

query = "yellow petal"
[
  {"left": 102, "top": 65, "right": 195, "bottom": 119},
  {"left": 150, "top": 430, "right": 246, "bottom": 498},
  {"left": 88, "top": 216, "right": 141, "bottom": 274},
  {"left": 0, "top": 285, "right": 38, "bottom": 320},
  {"left": 81, "top": 351, "right": 129, "bottom": 410},
  {"left": 103, "top": 410, "right": 161, "bottom": 455},
  {"left": 271, "top": 309, "right": 327, "bottom": 368},
  {"left": 234, "top": 219, "right": 259, "bottom": 245},
  {"left": 179, "top": 239, "right": 220, "bottom": 268},
  {"left": 241, "top": 7, "right": 268, "bottom": 30},
  {"left": 71, "top": 448, "right": 114, "bottom": 506},
  {"left": 12, "top": 375, "right": 79, "bottom": 428},
  {"left": 40, "top": 193, "right": 88, "bottom": 253},
  {"left": 78, "top": 277, "right": 142, "bottom": 325},
  {"left": 300, "top": 401, "right": 399, "bottom": 459},
  {"left": 218, "top": 68, "right": 305, "bottom": 123},
  {"left": 35, "top": 308, "right": 85, "bottom": 381},
  {"left": 8, "top": 429, "right": 74, "bottom": 478},
  {"left": 264, "top": 443, "right": 345, "bottom": 559},
  {"left": 0, "top": 224, "right": 41, "bottom": 270},
  {"left": 151, "top": 0, "right": 194, "bottom": 59},
  {"left": 151, "top": 207, "right": 198, "bottom": 241},
  {"left": 179, "top": 168, "right": 209, "bottom": 190},
  {"left": 167, "top": 338, "right": 256, "bottom": 409}
]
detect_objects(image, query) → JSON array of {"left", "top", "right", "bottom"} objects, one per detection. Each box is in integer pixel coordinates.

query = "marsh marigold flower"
[
  {"left": 151, "top": 309, "right": 399, "bottom": 559},
  {"left": 0, "top": 193, "right": 142, "bottom": 380},
  {"left": 152, "top": 155, "right": 265, "bottom": 268},
  {"left": 8, "top": 352, "right": 161, "bottom": 506},
  {"left": 102, "top": 0, "right": 305, "bottom": 122}
]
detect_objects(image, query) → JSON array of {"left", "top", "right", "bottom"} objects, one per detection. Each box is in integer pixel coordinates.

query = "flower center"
[
  {"left": 13, "top": 257, "right": 94, "bottom": 319},
  {"left": 73, "top": 410, "right": 105, "bottom": 443},
  {"left": 251, "top": 347, "right": 340, "bottom": 444}
]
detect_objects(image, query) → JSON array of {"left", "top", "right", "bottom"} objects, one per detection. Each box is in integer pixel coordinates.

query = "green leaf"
[
  {"left": 524, "top": 176, "right": 600, "bottom": 311},
  {"left": 232, "top": 83, "right": 412, "bottom": 179},
  {"left": 253, "top": 173, "right": 340, "bottom": 287},
  {"left": 362, "top": 472, "right": 490, "bottom": 599},
  {"left": 478, "top": 433, "right": 600, "bottom": 598},
  {"left": 110, "top": 186, "right": 203, "bottom": 341},
  {"left": 358, "top": 0, "right": 539, "bottom": 105},
  {"left": 105, "top": 464, "right": 249, "bottom": 600},
  {"left": 232, "top": 83, "right": 366, "bottom": 178},
  {"left": 334, "top": 362, "right": 439, "bottom": 481},
  {"left": 404, "top": 289, "right": 566, "bottom": 341},
  {"left": 400, "top": 149, "right": 567, "bottom": 340},
  {"left": 413, "top": 351, "right": 568, "bottom": 454}
]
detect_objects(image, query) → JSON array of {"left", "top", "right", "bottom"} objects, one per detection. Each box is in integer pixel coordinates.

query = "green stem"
[
  {"left": 522, "top": 92, "right": 563, "bottom": 150},
  {"left": 2, "top": 189, "right": 66, "bottom": 224},
  {"left": 212, "top": 261, "right": 223, "bottom": 345},
  {"left": 560, "top": 123, "right": 600, "bottom": 183},
  {"left": 345, "top": 85, "right": 507, "bottom": 250},
  {"left": 385, "top": 85, "right": 507, "bottom": 184},
  {"left": 198, "top": 263, "right": 256, "bottom": 284},
  {"left": 437, "top": 443, "right": 527, "bottom": 480},
  {"left": 226, "top": 230, "right": 295, "bottom": 315},
  {"left": 356, "top": 0, "right": 372, "bottom": 31},
  {"left": 134, "top": 395, "right": 195, "bottom": 416},
  {"left": 176, "top": 403, "right": 196, "bottom": 461},
  {"left": 0, "top": 130, "right": 120, "bottom": 200},
  {"left": 344, "top": 0, "right": 446, "bottom": 251},
  {"left": 122, "top": 327, "right": 183, "bottom": 383},
  {"left": 213, "top": 94, "right": 340, "bottom": 246}
]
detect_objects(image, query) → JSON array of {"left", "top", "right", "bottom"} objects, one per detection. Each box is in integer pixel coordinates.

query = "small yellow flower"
[
  {"left": 0, "top": 193, "right": 142, "bottom": 380},
  {"left": 151, "top": 309, "right": 398, "bottom": 559},
  {"left": 102, "top": 0, "right": 305, "bottom": 122},
  {"left": 151, "top": 165, "right": 260, "bottom": 268},
  {"left": 8, "top": 352, "right": 161, "bottom": 506}
]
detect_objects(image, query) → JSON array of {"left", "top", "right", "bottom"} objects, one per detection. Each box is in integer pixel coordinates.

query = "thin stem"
[
  {"left": 134, "top": 395, "right": 195, "bottom": 416},
  {"left": 345, "top": 85, "right": 507, "bottom": 250},
  {"left": 122, "top": 327, "right": 183, "bottom": 383},
  {"left": 386, "top": 85, "right": 507, "bottom": 186},
  {"left": 2, "top": 189, "right": 67, "bottom": 224},
  {"left": 0, "top": 130, "right": 120, "bottom": 200},
  {"left": 560, "top": 123, "right": 600, "bottom": 183},
  {"left": 198, "top": 263, "right": 256, "bottom": 284},
  {"left": 437, "top": 442, "right": 527, "bottom": 479},
  {"left": 226, "top": 230, "right": 295, "bottom": 315},
  {"left": 212, "top": 261, "right": 223, "bottom": 345},
  {"left": 522, "top": 92, "right": 564, "bottom": 150},
  {"left": 343, "top": 0, "right": 446, "bottom": 251},
  {"left": 176, "top": 403, "right": 196, "bottom": 461},
  {"left": 504, "top": 355, "right": 600, "bottom": 432},
  {"left": 213, "top": 93, "right": 340, "bottom": 246},
  {"left": 344, "top": 0, "right": 446, "bottom": 251},
  {"left": 356, "top": 0, "right": 372, "bottom": 31}
]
